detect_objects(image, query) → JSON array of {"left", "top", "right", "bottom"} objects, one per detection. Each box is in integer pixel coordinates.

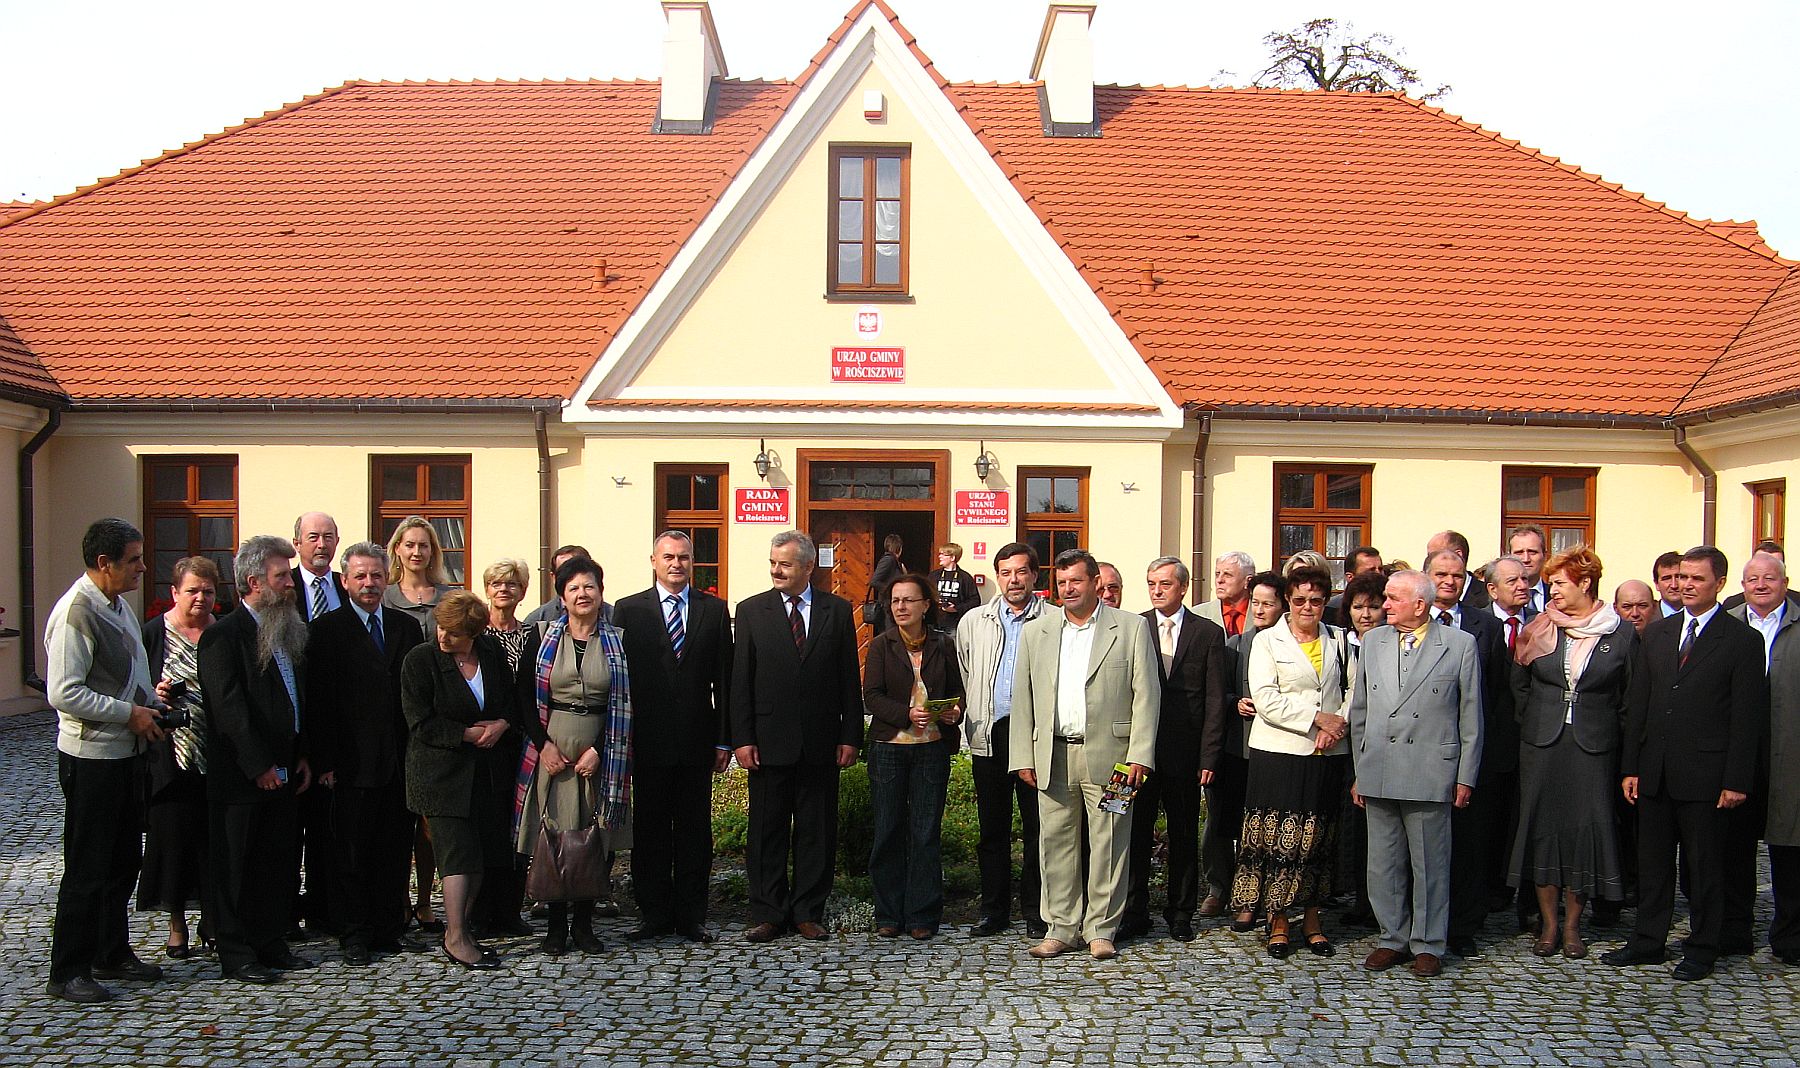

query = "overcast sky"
[{"left": 3, "top": 0, "right": 1795, "bottom": 255}]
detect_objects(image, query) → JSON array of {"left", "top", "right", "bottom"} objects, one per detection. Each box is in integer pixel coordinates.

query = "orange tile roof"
[
  {"left": 949, "top": 83, "right": 1793, "bottom": 418},
  {"left": 1675, "top": 267, "right": 1800, "bottom": 417},
  {"left": 589, "top": 398, "right": 1160, "bottom": 414},
  {"left": 0, "top": 0, "right": 1793, "bottom": 421},
  {"left": 0, "top": 311, "right": 66, "bottom": 405},
  {"left": 0, "top": 79, "right": 793, "bottom": 400}
]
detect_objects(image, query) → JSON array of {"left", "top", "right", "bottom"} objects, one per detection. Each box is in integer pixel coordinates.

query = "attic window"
[{"left": 827, "top": 145, "right": 909, "bottom": 298}]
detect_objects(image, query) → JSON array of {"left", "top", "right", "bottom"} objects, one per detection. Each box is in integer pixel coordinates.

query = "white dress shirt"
[
  {"left": 1746, "top": 601, "right": 1786, "bottom": 669},
  {"left": 1054, "top": 611, "right": 1097, "bottom": 739},
  {"left": 657, "top": 581, "right": 690, "bottom": 630},
  {"left": 1681, "top": 602, "right": 1722, "bottom": 649},
  {"left": 299, "top": 567, "right": 341, "bottom": 615}
]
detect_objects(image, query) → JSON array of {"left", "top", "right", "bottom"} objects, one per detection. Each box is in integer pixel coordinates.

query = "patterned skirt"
[{"left": 1230, "top": 750, "right": 1349, "bottom": 913}]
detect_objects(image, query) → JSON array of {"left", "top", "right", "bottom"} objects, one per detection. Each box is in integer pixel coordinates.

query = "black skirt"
[
  {"left": 137, "top": 769, "right": 207, "bottom": 913},
  {"left": 1230, "top": 750, "right": 1348, "bottom": 913},
  {"left": 1509, "top": 730, "right": 1624, "bottom": 900}
]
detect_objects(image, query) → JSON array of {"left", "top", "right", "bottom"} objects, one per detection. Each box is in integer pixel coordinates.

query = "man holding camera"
[{"left": 44, "top": 518, "right": 167, "bottom": 1003}]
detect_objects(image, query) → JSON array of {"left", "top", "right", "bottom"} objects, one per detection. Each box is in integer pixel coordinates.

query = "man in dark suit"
[
  {"left": 1605, "top": 545, "right": 1769, "bottom": 981},
  {"left": 730, "top": 530, "right": 862, "bottom": 942},
  {"left": 289, "top": 511, "right": 345, "bottom": 937},
  {"left": 200, "top": 535, "right": 317, "bottom": 985},
  {"left": 1426, "top": 549, "right": 1516, "bottom": 955},
  {"left": 1720, "top": 551, "right": 1789, "bottom": 954},
  {"left": 1120, "top": 556, "right": 1225, "bottom": 943},
  {"left": 617, "top": 531, "right": 733, "bottom": 944},
  {"left": 291, "top": 512, "right": 346, "bottom": 622},
  {"left": 1507, "top": 524, "right": 1552, "bottom": 617},
  {"left": 304, "top": 541, "right": 425, "bottom": 966}
]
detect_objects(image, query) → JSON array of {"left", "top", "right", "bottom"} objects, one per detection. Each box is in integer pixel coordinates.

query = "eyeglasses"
[{"left": 890, "top": 597, "right": 928, "bottom": 607}]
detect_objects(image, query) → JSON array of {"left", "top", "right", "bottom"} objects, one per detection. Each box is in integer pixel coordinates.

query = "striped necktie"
[
  {"left": 666, "top": 594, "right": 685, "bottom": 660},
  {"left": 1680, "top": 617, "right": 1698, "bottom": 667},
  {"left": 789, "top": 595, "right": 806, "bottom": 650},
  {"left": 310, "top": 576, "right": 328, "bottom": 619}
]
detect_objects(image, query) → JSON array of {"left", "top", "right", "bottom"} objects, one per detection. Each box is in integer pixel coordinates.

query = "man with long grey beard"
[{"left": 200, "top": 535, "right": 317, "bottom": 985}]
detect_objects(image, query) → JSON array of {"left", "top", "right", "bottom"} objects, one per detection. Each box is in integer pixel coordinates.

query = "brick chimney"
[
  {"left": 1029, "top": 3, "right": 1098, "bottom": 137},
  {"left": 657, "top": 1, "right": 727, "bottom": 134}
]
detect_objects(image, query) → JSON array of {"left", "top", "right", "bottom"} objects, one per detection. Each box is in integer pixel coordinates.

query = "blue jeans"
[{"left": 869, "top": 739, "right": 953, "bottom": 930}]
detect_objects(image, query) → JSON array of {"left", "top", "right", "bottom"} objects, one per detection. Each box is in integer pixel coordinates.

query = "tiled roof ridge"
[
  {"left": 0, "top": 81, "right": 368, "bottom": 231},
  {"left": 1396, "top": 94, "right": 1795, "bottom": 268},
  {"left": 1673, "top": 263, "right": 1800, "bottom": 415},
  {"left": 791, "top": 0, "right": 950, "bottom": 98}
]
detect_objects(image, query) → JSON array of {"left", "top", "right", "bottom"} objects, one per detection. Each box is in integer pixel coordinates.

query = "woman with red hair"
[{"left": 1508, "top": 546, "right": 1637, "bottom": 959}]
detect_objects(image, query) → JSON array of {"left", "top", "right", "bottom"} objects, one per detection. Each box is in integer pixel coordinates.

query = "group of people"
[{"left": 40, "top": 510, "right": 1796, "bottom": 1003}]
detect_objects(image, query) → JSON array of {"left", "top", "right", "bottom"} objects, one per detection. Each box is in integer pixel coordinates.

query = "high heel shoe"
[
  {"left": 442, "top": 943, "right": 500, "bottom": 970},
  {"left": 1266, "top": 930, "right": 1294, "bottom": 959},
  {"left": 1305, "top": 931, "right": 1335, "bottom": 957},
  {"left": 1229, "top": 910, "right": 1259, "bottom": 933}
]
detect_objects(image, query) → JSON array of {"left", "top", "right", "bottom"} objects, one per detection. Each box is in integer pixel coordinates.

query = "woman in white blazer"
[{"left": 1229, "top": 567, "right": 1352, "bottom": 959}]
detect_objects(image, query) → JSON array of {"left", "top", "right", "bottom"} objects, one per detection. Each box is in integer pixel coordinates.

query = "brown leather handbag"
[{"left": 524, "top": 780, "right": 609, "bottom": 902}]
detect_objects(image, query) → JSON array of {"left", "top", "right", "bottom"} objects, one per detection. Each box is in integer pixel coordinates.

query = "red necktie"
[
  {"left": 788, "top": 595, "right": 806, "bottom": 650},
  {"left": 1505, "top": 615, "right": 1519, "bottom": 652}
]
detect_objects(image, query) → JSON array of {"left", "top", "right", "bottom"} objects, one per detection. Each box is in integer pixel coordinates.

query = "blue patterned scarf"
[{"left": 513, "top": 616, "right": 633, "bottom": 832}]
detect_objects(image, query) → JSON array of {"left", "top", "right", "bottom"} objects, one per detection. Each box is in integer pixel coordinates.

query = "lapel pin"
[{"left": 1599, "top": 643, "right": 1610, "bottom": 653}]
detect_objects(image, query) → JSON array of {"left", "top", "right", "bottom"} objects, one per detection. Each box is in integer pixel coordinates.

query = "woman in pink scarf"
[{"left": 1507, "top": 546, "right": 1639, "bottom": 959}]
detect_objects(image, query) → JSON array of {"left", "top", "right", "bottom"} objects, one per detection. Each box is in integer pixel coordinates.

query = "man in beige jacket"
[{"left": 1010, "top": 549, "right": 1159, "bottom": 960}]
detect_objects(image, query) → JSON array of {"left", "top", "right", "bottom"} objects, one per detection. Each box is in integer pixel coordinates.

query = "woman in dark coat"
[
  {"left": 1508, "top": 546, "right": 1635, "bottom": 960},
  {"left": 863, "top": 573, "right": 964, "bottom": 939},
  {"left": 401, "top": 590, "right": 519, "bottom": 969},
  {"left": 138, "top": 556, "right": 221, "bottom": 957}
]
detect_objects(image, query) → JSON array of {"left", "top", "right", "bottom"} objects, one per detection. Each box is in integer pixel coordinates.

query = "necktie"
[
  {"left": 1402, "top": 632, "right": 1418, "bottom": 654},
  {"left": 1159, "top": 618, "right": 1176, "bottom": 673},
  {"left": 789, "top": 595, "right": 806, "bottom": 650},
  {"left": 1505, "top": 615, "right": 1519, "bottom": 652},
  {"left": 1437, "top": 610, "right": 1453, "bottom": 627},
  {"left": 1680, "top": 617, "right": 1698, "bottom": 667},
  {"left": 368, "top": 611, "right": 385, "bottom": 654},
  {"left": 1225, "top": 603, "right": 1242, "bottom": 638},
  {"left": 666, "top": 594, "right": 685, "bottom": 660},
  {"left": 311, "top": 577, "right": 328, "bottom": 619}
]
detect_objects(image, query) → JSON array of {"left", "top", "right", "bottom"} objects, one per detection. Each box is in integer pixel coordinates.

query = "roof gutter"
[
  {"left": 67, "top": 398, "right": 563, "bottom": 415},
  {"left": 1672, "top": 427, "right": 1718, "bottom": 546},
  {"left": 17, "top": 408, "right": 61, "bottom": 691},
  {"left": 1186, "top": 403, "right": 1670, "bottom": 431},
  {"left": 1672, "top": 391, "right": 1800, "bottom": 426}
]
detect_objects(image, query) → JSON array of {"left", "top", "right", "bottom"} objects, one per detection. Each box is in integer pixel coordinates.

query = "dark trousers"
[
  {"left": 1335, "top": 770, "right": 1372, "bottom": 918},
  {"left": 1124, "top": 760, "right": 1200, "bottom": 925},
  {"left": 970, "top": 716, "right": 1041, "bottom": 925},
  {"left": 746, "top": 763, "right": 839, "bottom": 926},
  {"left": 1201, "top": 752, "right": 1248, "bottom": 899},
  {"left": 869, "top": 740, "right": 953, "bottom": 930},
  {"left": 1721, "top": 798, "right": 1765, "bottom": 950},
  {"left": 1630, "top": 790, "right": 1728, "bottom": 965},
  {"left": 293, "top": 782, "right": 335, "bottom": 932},
  {"left": 50, "top": 752, "right": 144, "bottom": 983},
  {"left": 326, "top": 780, "right": 412, "bottom": 950},
  {"left": 1769, "top": 844, "right": 1800, "bottom": 959},
  {"left": 211, "top": 791, "right": 299, "bottom": 973},
  {"left": 631, "top": 763, "right": 716, "bottom": 929},
  {"left": 475, "top": 861, "right": 527, "bottom": 926},
  {"left": 1448, "top": 772, "right": 1510, "bottom": 941}
]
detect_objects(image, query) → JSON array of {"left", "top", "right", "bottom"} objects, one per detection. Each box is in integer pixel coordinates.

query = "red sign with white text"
[
  {"left": 954, "top": 490, "right": 1010, "bottom": 525},
  {"left": 734, "top": 487, "right": 791, "bottom": 524},
  {"left": 831, "top": 347, "right": 905, "bottom": 382}
]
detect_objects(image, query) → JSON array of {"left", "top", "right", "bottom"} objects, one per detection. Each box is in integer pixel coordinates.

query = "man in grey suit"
[
  {"left": 1348, "top": 569, "right": 1483, "bottom": 979},
  {"left": 1010, "top": 549, "right": 1160, "bottom": 960}
]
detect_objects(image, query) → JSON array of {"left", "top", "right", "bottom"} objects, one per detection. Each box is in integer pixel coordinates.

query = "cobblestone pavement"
[{"left": 4, "top": 710, "right": 1798, "bottom": 1066}]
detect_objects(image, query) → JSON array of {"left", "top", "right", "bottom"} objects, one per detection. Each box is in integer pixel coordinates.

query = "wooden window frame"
[
  {"left": 826, "top": 144, "right": 911, "bottom": 299},
  {"left": 371, "top": 455, "right": 473, "bottom": 589},
  {"left": 1272, "top": 463, "right": 1373, "bottom": 583},
  {"left": 654, "top": 463, "right": 730, "bottom": 599},
  {"left": 1749, "top": 479, "right": 1786, "bottom": 554},
  {"left": 1017, "top": 466, "right": 1091, "bottom": 597},
  {"left": 1501, "top": 466, "right": 1597, "bottom": 555},
  {"left": 142, "top": 455, "right": 239, "bottom": 614}
]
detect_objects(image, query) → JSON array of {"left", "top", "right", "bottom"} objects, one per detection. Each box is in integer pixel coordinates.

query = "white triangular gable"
[{"left": 564, "top": 3, "right": 1181, "bottom": 430}]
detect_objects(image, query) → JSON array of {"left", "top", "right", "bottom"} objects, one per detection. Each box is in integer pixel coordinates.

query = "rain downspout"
[
  {"left": 1190, "top": 412, "right": 1211, "bottom": 604},
  {"left": 1673, "top": 426, "right": 1718, "bottom": 546},
  {"left": 535, "top": 409, "right": 553, "bottom": 595},
  {"left": 18, "top": 408, "right": 61, "bottom": 691}
]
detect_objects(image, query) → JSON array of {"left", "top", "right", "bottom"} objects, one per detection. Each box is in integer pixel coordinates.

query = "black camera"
[{"left": 155, "top": 679, "right": 191, "bottom": 730}]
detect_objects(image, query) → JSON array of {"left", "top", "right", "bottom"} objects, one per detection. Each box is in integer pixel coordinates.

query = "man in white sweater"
[{"left": 44, "top": 518, "right": 166, "bottom": 1004}]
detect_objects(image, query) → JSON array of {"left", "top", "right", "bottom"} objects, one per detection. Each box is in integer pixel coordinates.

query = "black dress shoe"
[
  {"left": 1115, "top": 918, "right": 1152, "bottom": 942},
  {"left": 677, "top": 924, "right": 718, "bottom": 944},
  {"left": 442, "top": 946, "right": 501, "bottom": 971},
  {"left": 625, "top": 923, "right": 673, "bottom": 942},
  {"left": 1447, "top": 937, "right": 1478, "bottom": 958},
  {"left": 266, "top": 952, "right": 316, "bottom": 971},
  {"left": 968, "top": 917, "right": 1008, "bottom": 937},
  {"left": 541, "top": 931, "right": 568, "bottom": 956},
  {"left": 1602, "top": 946, "right": 1669, "bottom": 967},
  {"left": 45, "top": 977, "right": 113, "bottom": 1003},
  {"left": 1672, "top": 957, "right": 1714, "bottom": 981},
  {"left": 486, "top": 915, "right": 536, "bottom": 938},
  {"left": 165, "top": 942, "right": 193, "bottom": 960},
  {"left": 92, "top": 955, "right": 163, "bottom": 982},
  {"left": 224, "top": 963, "right": 280, "bottom": 985},
  {"left": 342, "top": 947, "right": 373, "bottom": 967},
  {"left": 1168, "top": 917, "right": 1196, "bottom": 943},
  {"left": 1024, "top": 920, "right": 1048, "bottom": 940}
]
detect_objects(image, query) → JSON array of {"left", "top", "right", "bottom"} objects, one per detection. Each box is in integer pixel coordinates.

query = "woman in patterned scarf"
[{"left": 513, "top": 555, "right": 633, "bottom": 956}]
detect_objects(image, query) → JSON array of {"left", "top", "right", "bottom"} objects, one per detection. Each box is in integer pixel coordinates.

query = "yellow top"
[{"left": 1300, "top": 637, "right": 1324, "bottom": 677}]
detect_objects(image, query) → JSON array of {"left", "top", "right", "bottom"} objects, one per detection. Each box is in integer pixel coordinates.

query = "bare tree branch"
[{"left": 1250, "top": 18, "right": 1451, "bottom": 102}]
